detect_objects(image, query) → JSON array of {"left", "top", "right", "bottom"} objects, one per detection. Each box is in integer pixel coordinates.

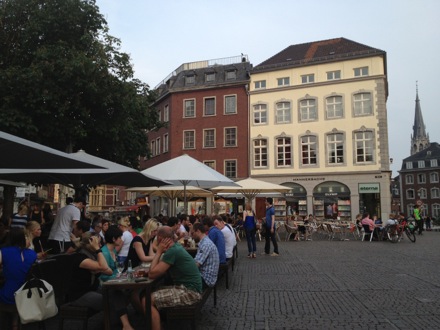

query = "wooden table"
[{"left": 102, "top": 272, "right": 160, "bottom": 330}]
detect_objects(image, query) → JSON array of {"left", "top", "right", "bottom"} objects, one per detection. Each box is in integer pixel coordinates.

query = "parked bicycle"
[{"left": 385, "top": 218, "right": 416, "bottom": 243}]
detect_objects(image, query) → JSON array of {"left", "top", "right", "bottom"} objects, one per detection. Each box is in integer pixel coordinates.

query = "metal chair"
[{"left": 361, "top": 224, "right": 374, "bottom": 242}]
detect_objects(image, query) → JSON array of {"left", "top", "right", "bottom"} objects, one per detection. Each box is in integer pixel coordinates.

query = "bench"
[
  {"left": 218, "top": 252, "right": 235, "bottom": 289},
  {"left": 162, "top": 284, "right": 217, "bottom": 330}
]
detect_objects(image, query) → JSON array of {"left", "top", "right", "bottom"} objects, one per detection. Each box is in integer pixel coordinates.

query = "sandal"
[
  {"left": 247, "top": 253, "right": 252, "bottom": 258},
  {"left": 252, "top": 253, "right": 256, "bottom": 258}
]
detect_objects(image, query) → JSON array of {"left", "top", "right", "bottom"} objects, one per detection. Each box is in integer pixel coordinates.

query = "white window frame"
[
  {"left": 327, "top": 70, "right": 341, "bottom": 80},
  {"left": 183, "top": 130, "right": 195, "bottom": 149},
  {"left": 354, "top": 66, "right": 369, "bottom": 77},
  {"left": 405, "top": 174, "right": 414, "bottom": 184},
  {"left": 156, "top": 137, "right": 161, "bottom": 155},
  {"left": 185, "top": 75, "right": 195, "bottom": 85},
  {"left": 276, "top": 136, "right": 292, "bottom": 167},
  {"left": 354, "top": 130, "right": 374, "bottom": 163},
  {"left": 432, "top": 204, "right": 440, "bottom": 218},
  {"left": 419, "top": 188, "right": 427, "bottom": 199},
  {"left": 184, "top": 99, "right": 195, "bottom": 118},
  {"left": 151, "top": 140, "right": 156, "bottom": 157},
  {"left": 327, "top": 133, "right": 344, "bottom": 165},
  {"left": 276, "top": 101, "right": 291, "bottom": 124},
  {"left": 253, "top": 104, "right": 267, "bottom": 125},
  {"left": 163, "top": 134, "right": 169, "bottom": 153},
  {"left": 353, "top": 92, "right": 372, "bottom": 116},
  {"left": 203, "top": 129, "right": 216, "bottom": 148},
  {"left": 431, "top": 159, "right": 438, "bottom": 167},
  {"left": 300, "top": 135, "right": 317, "bottom": 166},
  {"left": 253, "top": 139, "right": 268, "bottom": 168},
  {"left": 224, "top": 95, "right": 237, "bottom": 114},
  {"left": 226, "top": 70, "right": 236, "bottom": 80},
  {"left": 163, "top": 105, "right": 169, "bottom": 122},
  {"left": 254, "top": 80, "right": 266, "bottom": 89},
  {"left": 326, "top": 96, "right": 343, "bottom": 119},
  {"left": 430, "top": 172, "right": 439, "bottom": 183},
  {"left": 406, "top": 161, "right": 413, "bottom": 169},
  {"left": 224, "top": 127, "right": 237, "bottom": 147},
  {"left": 431, "top": 188, "right": 439, "bottom": 199},
  {"left": 418, "top": 173, "right": 426, "bottom": 184},
  {"left": 418, "top": 160, "right": 425, "bottom": 168},
  {"left": 204, "top": 97, "right": 216, "bottom": 116},
  {"left": 224, "top": 160, "right": 237, "bottom": 178},
  {"left": 406, "top": 189, "right": 415, "bottom": 199},
  {"left": 301, "top": 74, "right": 314, "bottom": 84},
  {"left": 205, "top": 72, "right": 215, "bottom": 82},
  {"left": 277, "top": 77, "right": 290, "bottom": 87},
  {"left": 203, "top": 160, "right": 216, "bottom": 169},
  {"left": 299, "top": 99, "right": 317, "bottom": 121}
]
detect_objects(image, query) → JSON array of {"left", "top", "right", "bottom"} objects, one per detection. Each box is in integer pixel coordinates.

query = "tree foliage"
[{"left": 0, "top": 0, "right": 160, "bottom": 167}]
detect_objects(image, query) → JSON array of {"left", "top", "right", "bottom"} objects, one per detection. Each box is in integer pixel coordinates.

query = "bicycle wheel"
[
  {"left": 389, "top": 230, "right": 399, "bottom": 243},
  {"left": 405, "top": 227, "right": 416, "bottom": 243}
]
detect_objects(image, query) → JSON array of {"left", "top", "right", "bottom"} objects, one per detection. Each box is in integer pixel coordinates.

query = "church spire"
[{"left": 411, "top": 82, "right": 430, "bottom": 155}]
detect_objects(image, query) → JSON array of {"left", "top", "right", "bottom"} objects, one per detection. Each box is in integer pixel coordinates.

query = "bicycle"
[{"left": 386, "top": 218, "right": 416, "bottom": 243}]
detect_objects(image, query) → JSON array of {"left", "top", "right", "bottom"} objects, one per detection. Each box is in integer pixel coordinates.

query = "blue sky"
[{"left": 96, "top": 0, "right": 440, "bottom": 176}]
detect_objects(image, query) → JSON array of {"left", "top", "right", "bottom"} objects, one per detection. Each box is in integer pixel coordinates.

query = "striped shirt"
[{"left": 10, "top": 213, "right": 28, "bottom": 229}]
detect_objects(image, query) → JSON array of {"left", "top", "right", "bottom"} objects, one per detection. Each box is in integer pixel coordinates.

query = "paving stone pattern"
[{"left": 39, "top": 231, "right": 440, "bottom": 329}]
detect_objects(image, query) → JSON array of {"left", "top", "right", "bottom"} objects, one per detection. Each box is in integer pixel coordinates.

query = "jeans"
[
  {"left": 413, "top": 220, "right": 424, "bottom": 234},
  {"left": 245, "top": 228, "right": 257, "bottom": 254},
  {"left": 264, "top": 227, "right": 279, "bottom": 254}
]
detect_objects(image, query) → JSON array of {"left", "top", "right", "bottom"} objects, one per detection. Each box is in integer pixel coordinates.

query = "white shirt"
[
  {"left": 221, "top": 224, "right": 237, "bottom": 259},
  {"left": 119, "top": 231, "right": 133, "bottom": 257},
  {"left": 48, "top": 204, "right": 80, "bottom": 242}
]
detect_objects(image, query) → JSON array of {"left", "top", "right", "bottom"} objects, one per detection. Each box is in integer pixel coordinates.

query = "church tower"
[{"left": 410, "top": 83, "right": 430, "bottom": 155}]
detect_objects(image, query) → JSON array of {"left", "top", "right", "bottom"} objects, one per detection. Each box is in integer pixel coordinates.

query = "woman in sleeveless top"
[{"left": 243, "top": 203, "right": 257, "bottom": 258}]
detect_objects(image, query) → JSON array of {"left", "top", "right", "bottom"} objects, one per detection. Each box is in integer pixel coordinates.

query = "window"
[
  {"left": 151, "top": 140, "right": 156, "bottom": 156},
  {"left": 163, "top": 105, "right": 169, "bottom": 122},
  {"left": 277, "top": 77, "right": 290, "bottom": 86},
  {"left": 204, "top": 97, "right": 215, "bottom": 116},
  {"left": 225, "top": 160, "right": 236, "bottom": 178},
  {"left": 226, "top": 70, "right": 236, "bottom": 80},
  {"left": 354, "top": 67, "right": 369, "bottom": 77},
  {"left": 406, "top": 161, "right": 413, "bottom": 169},
  {"left": 430, "top": 172, "right": 439, "bottom": 183},
  {"left": 156, "top": 137, "right": 161, "bottom": 155},
  {"left": 276, "top": 102, "right": 291, "bottom": 123},
  {"left": 418, "top": 174, "right": 426, "bottom": 184},
  {"left": 419, "top": 188, "right": 427, "bottom": 199},
  {"left": 205, "top": 72, "right": 215, "bottom": 82},
  {"left": 163, "top": 134, "right": 169, "bottom": 152},
  {"left": 418, "top": 160, "right": 425, "bottom": 168},
  {"left": 406, "top": 189, "right": 415, "bottom": 199},
  {"left": 353, "top": 93, "right": 372, "bottom": 116},
  {"left": 405, "top": 174, "right": 414, "bottom": 184},
  {"left": 184, "top": 99, "right": 195, "bottom": 117},
  {"left": 327, "top": 133, "right": 344, "bottom": 164},
  {"left": 301, "top": 74, "right": 314, "bottom": 84},
  {"left": 299, "top": 99, "right": 317, "bottom": 121},
  {"left": 431, "top": 159, "right": 438, "bottom": 167},
  {"left": 326, "top": 96, "right": 343, "bottom": 119},
  {"left": 276, "top": 137, "right": 291, "bottom": 167},
  {"left": 183, "top": 130, "right": 195, "bottom": 149},
  {"left": 253, "top": 139, "right": 268, "bottom": 167},
  {"left": 224, "top": 127, "right": 237, "bottom": 147},
  {"left": 253, "top": 104, "right": 267, "bottom": 125},
  {"left": 254, "top": 80, "right": 266, "bottom": 89},
  {"left": 433, "top": 204, "right": 440, "bottom": 219},
  {"left": 204, "top": 161, "right": 215, "bottom": 169},
  {"left": 355, "top": 131, "right": 373, "bottom": 163},
  {"left": 301, "top": 135, "right": 317, "bottom": 165},
  {"left": 203, "top": 129, "right": 215, "bottom": 148},
  {"left": 327, "top": 70, "right": 341, "bottom": 80},
  {"left": 431, "top": 188, "right": 439, "bottom": 198},
  {"left": 157, "top": 109, "right": 161, "bottom": 121},
  {"left": 185, "top": 75, "right": 195, "bottom": 85},
  {"left": 225, "top": 95, "right": 237, "bottom": 114}
]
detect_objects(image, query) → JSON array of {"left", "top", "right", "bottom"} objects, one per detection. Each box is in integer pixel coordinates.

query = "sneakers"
[
  {"left": 252, "top": 253, "right": 256, "bottom": 258},
  {"left": 270, "top": 253, "right": 280, "bottom": 257},
  {"left": 261, "top": 252, "right": 270, "bottom": 256}
]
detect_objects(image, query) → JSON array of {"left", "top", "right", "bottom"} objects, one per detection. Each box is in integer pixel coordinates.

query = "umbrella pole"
[{"left": 183, "top": 184, "right": 187, "bottom": 215}]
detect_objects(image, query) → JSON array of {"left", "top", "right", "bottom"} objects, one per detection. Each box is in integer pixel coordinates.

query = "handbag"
[{"left": 14, "top": 277, "right": 58, "bottom": 324}]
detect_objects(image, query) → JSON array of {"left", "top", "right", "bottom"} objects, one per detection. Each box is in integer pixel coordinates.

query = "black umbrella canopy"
[{"left": 0, "top": 131, "right": 104, "bottom": 170}]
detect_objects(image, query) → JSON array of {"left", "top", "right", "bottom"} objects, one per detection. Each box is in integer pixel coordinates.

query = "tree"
[{"left": 0, "top": 0, "right": 161, "bottom": 167}]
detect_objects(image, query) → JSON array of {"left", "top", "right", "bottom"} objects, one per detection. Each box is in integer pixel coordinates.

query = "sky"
[{"left": 95, "top": 0, "right": 440, "bottom": 177}]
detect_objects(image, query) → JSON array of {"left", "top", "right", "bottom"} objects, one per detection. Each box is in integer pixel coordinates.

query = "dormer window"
[
  {"left": 226, "top": 70, "right": 236, "bottom": 80},
  {"left": 185, "top": 75, "right": 195, "bottom": 85},
  {"left": 205, "top": 72, "right": 215, "bottom": 82}
]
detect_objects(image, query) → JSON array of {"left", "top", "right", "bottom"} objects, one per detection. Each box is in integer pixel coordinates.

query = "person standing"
[
  {"left": 264, "top": 198, "right": 279, "bottom": 256},
  {"left": 9, "top": 204, "right": 29, "bottom": 229},
  {"left": 243, "top": 203, "right": 257, "bottom": 258},
  {"left": 413, "top": 204, "right": 423, "bottom": 235},
  {"left": 47, "top": 196, "right": 86, "bottom": 254}
]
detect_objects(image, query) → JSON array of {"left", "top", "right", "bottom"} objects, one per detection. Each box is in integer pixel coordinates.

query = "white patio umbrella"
[
  {"left": 211, "top": 177, "right": 291, "bottom": 201},
  {"left": 141, "top": 154, "right": 238, "bottom": 212},
  {"left": 126, "top": 185, "right": 213, "bottom": 215}
]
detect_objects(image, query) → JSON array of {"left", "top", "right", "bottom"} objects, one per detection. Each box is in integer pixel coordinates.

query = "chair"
[
  {"left": 284, "top": 223, "right": 298, "bottom": 241},
  {"left": 361, "top": 224, "right": 374, "bottom": 242}
]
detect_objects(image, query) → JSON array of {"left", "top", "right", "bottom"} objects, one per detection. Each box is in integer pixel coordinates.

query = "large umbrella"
[
  {"left": 141, "top": 154, "right": 238, "bottom": 212},
  {"left": 127, "top": 185, "right": 213, "bottom": 215},
  {"left": 0, "top": 150, "right": 169, "bottom": 188},
  {"left": 211, "top": 177, "right": 291, "bottom": 201},
  {"left": 0, "top": 131, "right": 104, "bottom": 170}
]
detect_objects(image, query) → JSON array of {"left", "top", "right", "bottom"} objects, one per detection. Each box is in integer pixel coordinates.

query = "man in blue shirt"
[
  {"left": 202, "top": 216, "right": 226, "bottom": 264},
  {"left": 264, "top": 197, "right": 279, "bottom": 256},
  {"left": 192, "top": 222, "right": 219, "bottom": 288}
]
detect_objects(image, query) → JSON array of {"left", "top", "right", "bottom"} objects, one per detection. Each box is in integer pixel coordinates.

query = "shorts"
[{"left": 152, "top": 285, "right": 201, "bottom": 309}]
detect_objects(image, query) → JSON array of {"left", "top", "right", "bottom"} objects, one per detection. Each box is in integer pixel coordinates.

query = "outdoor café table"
[
  {"left": 185, "top": 247, "right": 198, "bottom": 257},
  {"left": 102, "top": 268, "right": 160, "bottom": 330}
]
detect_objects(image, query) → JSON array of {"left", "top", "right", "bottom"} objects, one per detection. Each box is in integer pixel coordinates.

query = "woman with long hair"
[
  {"left": 117, "top": 217, "right": 133, "bottom": 263},
  {"left": 25, "top": 220, "right": 47, "bottom": 259},
  {"left": 243, "top": 203, "right": 257, "bottom": 258}
]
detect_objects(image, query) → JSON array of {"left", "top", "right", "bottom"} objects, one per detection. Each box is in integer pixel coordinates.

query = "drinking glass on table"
[{"left": 116, "top": 258, "right": 124, "bottom": 277}]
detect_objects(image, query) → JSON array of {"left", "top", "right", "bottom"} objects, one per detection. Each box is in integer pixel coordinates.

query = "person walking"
[
  {"left": 263, "top": 197, "right": 279, "bottom": 256},
  {"left": 243, "top": 203, "right": 257, "bottom": 258}
]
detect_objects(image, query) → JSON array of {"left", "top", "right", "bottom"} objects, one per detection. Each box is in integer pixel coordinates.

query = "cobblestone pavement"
[{"left": 40, "top": 230, "right": 440, "bottom": 329}]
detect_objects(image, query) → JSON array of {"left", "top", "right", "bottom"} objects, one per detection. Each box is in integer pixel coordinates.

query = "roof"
[
  {"left": 400, "top": 142, "right": 440, "bottom": 170},
  {"left": 253, "top": 37, "right": 386, "bottom": 72}
]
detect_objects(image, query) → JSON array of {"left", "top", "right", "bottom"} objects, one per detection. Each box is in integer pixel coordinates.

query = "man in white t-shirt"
[
  {"left": 213, "top": 216, "right": 237, "bottom": 260},
  {"left": 48, "top": 196, "right": 86, "bottom": 254}
]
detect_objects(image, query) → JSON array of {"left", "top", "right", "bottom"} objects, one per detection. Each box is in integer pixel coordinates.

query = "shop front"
[
  {"left": 313, "top": 181, "right": 351, "bottom": 220},
  {"left": 358, "top": 183, "right": 381, "bottom": 218}
]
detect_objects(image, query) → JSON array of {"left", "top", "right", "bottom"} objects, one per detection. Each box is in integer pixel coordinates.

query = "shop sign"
[
  {"left": 359, "top": 183, "right": 380, "bottom": 194},
  {"left": 292, "top": 177, "right": 325, "bottom": 182}
]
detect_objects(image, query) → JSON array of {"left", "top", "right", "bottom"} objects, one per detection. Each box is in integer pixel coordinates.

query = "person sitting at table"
[
  {"left": 213, "top": 216, "right": 236, "bottom": 261},
  {"left": 117, "top": 217, "right": 133, "bottom": 263},
  {"left": 125, "top": 218, "right": 160, "bottom": 270},
  {"left": 202, "top": 216, "right": 226, "bottom": 264},
  {"left": 361, "top": 212, "right": 378, "bottom": 239},
  {"left": 100, "top": 225, "right": 123, "bottom": 282},
  {"left": 0, "top": 228, "right": 37, "bottom": 329},
  {"left": 25, "top": 220, "right": 47, "bottom": 259},
  {"left": 191, "top": 222, "right": 219, "bottom": 288},
  {"left": 67, "top": 232, "right": 134, "bottom": 330},
  {"left": 167, "top": 216, "right": 182, "bottom": 240},
  {"left": 148, "top": 226, "right": 202, "bottom": 330}
]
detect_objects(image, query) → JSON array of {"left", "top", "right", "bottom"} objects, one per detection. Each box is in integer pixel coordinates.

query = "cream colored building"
[{"left": 249, "top": 38, "right": 391, "bottom": 221}]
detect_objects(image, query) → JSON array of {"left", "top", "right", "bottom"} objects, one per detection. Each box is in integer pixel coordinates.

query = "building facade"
[{"left": 249, "top": 38, "right": 391, "bottom": 220}]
